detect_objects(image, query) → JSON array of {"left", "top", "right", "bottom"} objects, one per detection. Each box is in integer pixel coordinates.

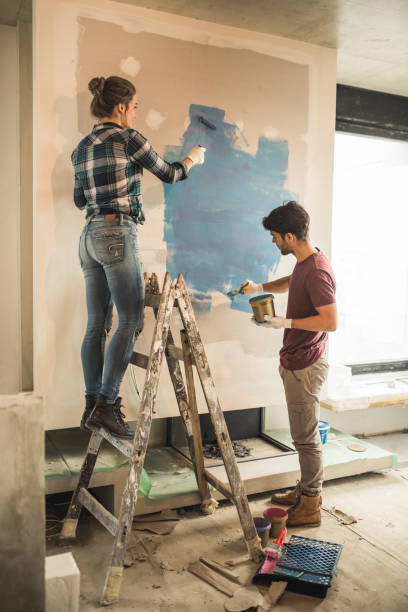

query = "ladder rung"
[
  {"left": 131, "top": 344, "right": 184, "bottom": 370},
  {"left": 204, "top": 470, "right": 233, "bottom": 501},
  {"left": 145, "top": 293, "right": 162, "bottom": 308},
  {"left": 97, "top": 427, "right": 133, "bottom": 457},
  {"left": 78, "top": 488, "right": 118, "bottom": 536},
  {"left": 166, "top": 344, "right": 184, "bottom": 362},
  {"left": 129, "top": 351, "right": 149, "bottom": 369}
]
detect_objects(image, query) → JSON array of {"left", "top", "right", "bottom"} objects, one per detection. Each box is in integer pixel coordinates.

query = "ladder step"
[
  {"left": 204, "top": 470, "right": 233, "bottom": 501},
  {"left": 129, "top": 351, "right": 149, "bottom": 369},
  {"left": 78, "top": 488, "right": 118, "bottom": 536},
  {"left": 166, "top": 344, "right": 184, "bottom": 362},
  {"left": 131, "top": 344, "right": 184, "bottom": 369},
  {"left": 144, "top": 293, "right": 162, "bottom": 308},
  {"left": 95, "top": 427, "right": 134, "bottom": 457}
]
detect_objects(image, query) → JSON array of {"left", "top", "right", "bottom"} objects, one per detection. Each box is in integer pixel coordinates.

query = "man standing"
[{"left": 241, "top": 201, "right": 337, "bottom": 527}]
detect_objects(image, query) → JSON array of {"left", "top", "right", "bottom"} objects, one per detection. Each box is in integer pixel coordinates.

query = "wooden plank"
[
  {"left": 189, "top": 561, "right": 237, "bottom": 596},
  {"left": 180, "top": 329, "right": 213, "bottom": 510},
  {"left": 204, "top": 469, "right": 233, "bottom": 501},
  {"left": 97, "top": 427, "right": 133, "bottom": 458},
  {"left": 78, "top": 487, "right": 118, "bottom": 537},
  {"left": 129, "top": 351, "right": 149, "bottom": 369},
  {"left": 60, "top": 432, "right": 103, "bottom": 540},
  {"left": 130, "top": 345, "right": 183, "bottom": 368},
  {"left": 199, "top": 557, "right": 241, "bottom": 583},
  {"left": 144, "top": 293, "right": 161, "bottom": 308},
  {"left": 175, "top": 274, "right": 263, "bottom": 563},
  {"left": 260, "top": 581, "right": 288, "bottom": 610},
  {"left": 101, "top": 272, "right": 175, "bottom": 605},
  {"left": 160, "top": 327, "right": 212, "bottom": 510},
  {"left": 167, "top": 344, "right": 184, "bottom": 362}
]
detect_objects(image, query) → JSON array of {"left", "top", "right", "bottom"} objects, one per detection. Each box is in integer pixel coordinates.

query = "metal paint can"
[{"left": 249, "top": 294, "right": 276, "bottom": 323}]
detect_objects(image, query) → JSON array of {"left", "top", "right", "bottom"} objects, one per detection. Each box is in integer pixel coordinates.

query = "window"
[{"left": 330, "top": 132, "right": 408, "bottom": 365}]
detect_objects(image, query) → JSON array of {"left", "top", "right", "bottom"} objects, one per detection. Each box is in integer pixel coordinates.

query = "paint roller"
[{"left": 196, "top": 113, "right": 216, "bottom": 146}]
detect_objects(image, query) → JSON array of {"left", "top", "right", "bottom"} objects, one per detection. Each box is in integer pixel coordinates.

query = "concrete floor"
[
  {"left": 365, "top": 432, "right": 408, "bottom": 467},
  {"left": 47, "top": 468, "right": 408, "bottom": 611}
]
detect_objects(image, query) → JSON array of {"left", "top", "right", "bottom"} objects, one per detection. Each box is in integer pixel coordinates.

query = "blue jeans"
[{"left": 79, "top": 214, "right": 144, "bottom": 402}]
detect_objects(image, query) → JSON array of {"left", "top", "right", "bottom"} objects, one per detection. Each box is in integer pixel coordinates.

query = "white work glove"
[
  {"left": 186, "top": 145, "right": 206, "bottom": 165},
  {"left": 251, "top": 315, "right": 292, "bottom": 329},
  {"left": 239, "top": 280, "right": 263, "bottom": 295}
]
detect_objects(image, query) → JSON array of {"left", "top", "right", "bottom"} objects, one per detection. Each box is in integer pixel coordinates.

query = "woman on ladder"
[{"left": 71, "top": 75, "right": 205, "bottom": 439}]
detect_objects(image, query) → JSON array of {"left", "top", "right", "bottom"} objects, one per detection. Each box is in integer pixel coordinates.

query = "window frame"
[{"left": 335, "top": 85, "right": 408, "bottom": 374}]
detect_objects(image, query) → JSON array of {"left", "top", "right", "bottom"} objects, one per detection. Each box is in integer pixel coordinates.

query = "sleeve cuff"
[{"left": 176, "top": 160, "right": 189, "bottom": 180}]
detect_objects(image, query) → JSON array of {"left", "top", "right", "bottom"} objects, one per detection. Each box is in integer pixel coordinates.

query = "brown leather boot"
[
  {"left": 271, "top": 482, "right": 301, "bottom": 506},
  {"left": 286, "top": 494, "right": 321, "bottom": 527}
]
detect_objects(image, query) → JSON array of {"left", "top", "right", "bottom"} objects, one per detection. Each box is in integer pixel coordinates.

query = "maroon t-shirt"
[{"left": 280, "top": 250, "right": 336, "bottom": 370}]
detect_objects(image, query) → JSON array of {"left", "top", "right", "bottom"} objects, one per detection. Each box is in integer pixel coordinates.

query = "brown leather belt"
[{"left": 104, "top": 213, "right": 117, "bottom": 220}]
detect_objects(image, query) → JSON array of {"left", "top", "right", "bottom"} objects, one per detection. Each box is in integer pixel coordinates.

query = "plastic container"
[
  {"left": 254, "top": 516, "right": 271, "bottom": 547},
  {"left": 318, "top": 420, "right": 330, "bottom": 445},
  {"left": 263, "top": 507, "right": 288, "bottom": 538},
  {"left": 249, "top": 294, "right": 276, "bottom": 323}
]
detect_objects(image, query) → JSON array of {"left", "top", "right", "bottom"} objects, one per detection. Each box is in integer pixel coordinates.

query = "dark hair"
[
  {"left": 262, "top": 201, "right": 310, "bottom": 240},
  {"left": 88, "top": 76, "right": 136, "bottom": 118}
]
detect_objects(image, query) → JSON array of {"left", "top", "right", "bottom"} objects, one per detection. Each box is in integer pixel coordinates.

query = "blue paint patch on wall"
[{"left": 163, "top": 104, "right": 296, "bottom": 313}]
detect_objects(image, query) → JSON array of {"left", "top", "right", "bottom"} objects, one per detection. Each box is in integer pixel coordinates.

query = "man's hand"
[
  {"left": 251, "top": 315, "right": 292, "bottom": 329},
  {"left": 239, "top": 280, "right": 263, "bottom": 294}
]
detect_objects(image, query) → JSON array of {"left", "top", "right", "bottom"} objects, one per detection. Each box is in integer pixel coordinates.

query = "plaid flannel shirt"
[{"left": 71, "top": 122, "right": 188, "bottom": 222}]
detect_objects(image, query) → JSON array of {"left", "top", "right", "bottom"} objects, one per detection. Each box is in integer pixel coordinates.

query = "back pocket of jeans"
[{"left": 92, "top": 231, "right": 125, "bottom": 265}]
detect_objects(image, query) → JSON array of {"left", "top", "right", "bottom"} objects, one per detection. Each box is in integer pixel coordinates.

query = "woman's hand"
[{"left": 186, "top": 145, "right": 206, "bottom": 165}]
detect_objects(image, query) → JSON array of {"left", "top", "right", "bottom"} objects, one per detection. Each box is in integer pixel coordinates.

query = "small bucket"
[
  {"left": 318, "top": 420, "right": 330, "bottom": 445},
  {"left": 253, "top": 516, "right": 271, "bottom": 547},
  {"left": 249, "top": 294, "right": 276, "bottom": 323},
  {"left": 263, "top": 507, "right": 288, "bottom": 538}
]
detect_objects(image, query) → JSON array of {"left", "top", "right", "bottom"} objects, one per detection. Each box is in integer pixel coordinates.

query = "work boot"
[
  {"left": 86, "top": 395, "right": 134, "bottom": 440},
  {"left": 271, "top": 482, "right": 301, "bottom": 506},
  {"left": 80, "top": 395, "right": 96, "bottom": 432},
  {"left": 286, "top": 494, "right": 321, "bottom": 527}
]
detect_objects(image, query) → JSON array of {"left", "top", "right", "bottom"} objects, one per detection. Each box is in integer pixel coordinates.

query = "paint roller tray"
[{"left": 256, "top": 535, "right": 342, "bottom": 598}]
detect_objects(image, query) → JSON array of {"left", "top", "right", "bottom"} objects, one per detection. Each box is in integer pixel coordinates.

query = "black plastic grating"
[{"left": 276, "top": 535, "right": 342, "bottom": 579}]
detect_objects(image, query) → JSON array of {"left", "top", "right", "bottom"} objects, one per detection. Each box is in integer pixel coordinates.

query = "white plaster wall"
[
  {"left": 0, "top": 25, "right": 21, "bottom": 394},
  {"left": 34, "top": 0, "right": 336, "bottom": 429}
]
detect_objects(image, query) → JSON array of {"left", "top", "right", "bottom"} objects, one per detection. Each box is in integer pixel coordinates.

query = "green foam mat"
[
  {"left": 264, "top": 427, "right": 395, "bottom": 467},
  {"left": 144, "top": 447, "right": 202, "bottom": 499}
]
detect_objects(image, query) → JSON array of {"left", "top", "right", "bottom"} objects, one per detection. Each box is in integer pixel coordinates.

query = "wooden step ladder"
[{"left": 60, "top": 272, "right": 263, "bottom": 605}]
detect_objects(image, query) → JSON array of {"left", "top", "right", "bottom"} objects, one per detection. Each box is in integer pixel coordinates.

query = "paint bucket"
[
  {"left": 249, "top": 294, "right": 276, "bottom": 323},
  {"left": 263, "top": 507, "right": 288, "bottom": 538},
  {"left": 318, "top": 420, "right": 330, "bottom": 445},
  {"left": 253, "top": 516, "right": 271, "bottom": 547}
]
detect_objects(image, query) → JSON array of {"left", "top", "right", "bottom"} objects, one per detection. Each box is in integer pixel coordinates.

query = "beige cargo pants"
[{"left": 279, "top": 356, "right": 329, "bottom": 496}]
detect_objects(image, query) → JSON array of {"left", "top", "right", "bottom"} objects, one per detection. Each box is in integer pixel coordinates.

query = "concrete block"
[
  {"left": 0, "top": 393, "right": 44, "bottom": 612},
  {"left": 46, "top": 553, "right": 80, "bottom": 612}
]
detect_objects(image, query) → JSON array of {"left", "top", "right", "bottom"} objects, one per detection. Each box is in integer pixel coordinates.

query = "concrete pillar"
[{"left": 0, "top": 393, "right": 44, "bottom": 612}]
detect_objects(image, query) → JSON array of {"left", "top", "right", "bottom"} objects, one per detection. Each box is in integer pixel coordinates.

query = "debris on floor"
[
  {"left": 132, "top": 508, "right": 181, "bottom": 534},
  {"left": 322, "top": 505, "right": 358, "bottom": 525},
  {"left": 203, "top": 440, "right": 252, "bottom": 459},
  {"left": 224, "top": 585, "right": 263, "bottom": 611},
  {"left": 259, "top": 581, "right": 288, "bottom": 611},
  {"left": 134, "top": 509, "right": 180, "bottom": 522},
  {"left": 199, "top": 557, "right": 241, "bottom": 583},
  {"left": 123, "top": 533, "right": 162, "bottom": 570},
  {"left": 189, "top": 559, "right": 239, "bottom": 596}
]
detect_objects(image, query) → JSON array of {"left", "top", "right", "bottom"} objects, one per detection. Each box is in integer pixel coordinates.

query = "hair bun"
[{"left": 88, "top": 77, "right": 105, "bottom": 96}]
